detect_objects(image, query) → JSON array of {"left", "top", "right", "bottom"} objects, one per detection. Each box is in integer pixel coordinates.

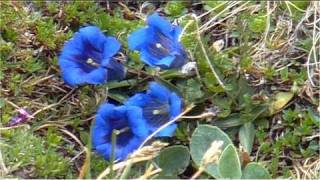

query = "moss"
[
  {"left": 2, "top": 128, "right": 72, "bottom": 178},
  {"left": 1, "top": 1, "right": 318, "bottom": 178}
]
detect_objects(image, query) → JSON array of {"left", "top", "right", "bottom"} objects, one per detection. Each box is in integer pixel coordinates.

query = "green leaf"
[
  {"left": 269, "top": 92, "right": 294, "bottom": 115},
  {"left": 203, "top": 1, "right": 227, "bottom": 13},
  {"left": 190, "top": 125, "right": 232, "bottom": 178},
  {"left": 105, "top": 79, "right": 138, "bottom": 89},
  {"left": 214, "top": 105, "right": 268, "bottom": 128},
  {"left": 79, "top": 131, "right": 90, "bottom": 145},
  {"left": 156, "top": 145, "right": 190, "bottom": 177},
  {"left": 307, "top": 108, "right": 320, "bottom": 124},
  {"left": 214, "top": 113, "right": 243, "bottom": 128},
  {"left": 107, "top": 90, "right": 128, "bottom": 103},
  {"left": 160, "top": 69, "right": 184, "bottom": 79},
  {"left": 235, "top": 77, "right": 254, "bottom": 104},
  {"left": 242, "top": 162, "right": 271, "bottom": 179},
  {"left": 240, "top": 105, "right": 269, "bottom": 123},
  {"left": 0, "top": 98, "right": 4, "bottom": 108},
  {"left": 289, "top": 1, "right": 309, "bottom": 10},
  {"left": 164, "top": 1, "right": 186, "bottom": 17},
  {"left": 212, "top": 95, "right": 232, "bottom": 118},
  {"left": 248, "top": 14, "right": 267, "bottom": 33},
  {"left": 203, "top": 73, "right": 225, "bottom": 93},
  {"left": 177, "top": 78, "right": 205, "bottom": 103},
  {"left": 218, "top": 144, "right": 242, "bottom": 179},
  {"left": 239, "top": 122, "right": 256, "bottom": 154},
  {"left": 180, "top": 15, "right": 198, "bottom": 50}
]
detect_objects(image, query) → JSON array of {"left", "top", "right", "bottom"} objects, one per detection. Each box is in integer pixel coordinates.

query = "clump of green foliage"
[
  {"left": 1, "top": 1, "right": 318, "bottom": 179},
  {"left": 2, "top": 128, "right": 71, "bottom": 178}
]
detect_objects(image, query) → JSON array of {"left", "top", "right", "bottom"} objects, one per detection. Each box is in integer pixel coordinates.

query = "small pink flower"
[{"left": 7, "top": 108, "right": 33, "bottom": 127}]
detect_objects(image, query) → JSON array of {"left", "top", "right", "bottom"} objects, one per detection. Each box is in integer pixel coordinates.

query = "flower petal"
[
  {"left": 148, "top": 82, "right": 171, "bottom": 102},
  {"left": 97, "top": 103, "right": 116, "bottom": 119},
  {"left": 95, "top": 143, "right": 112, "bottom": 160},
  {"left": 140, "top": 49, "right": 158, "bottom": 67},
  {"left": 79, "top": 26, "right": 107, "bottom": 51},
  {"left": 96, "top": 133, "right": 142, "bottom": 161},
  {"left": 92, "top": 103, "right": 115, "bottom": 153},
  {"left": 60, "top": 34, "right": 85, "bottom": 58},
  {"left": 126, "top": 106, "right": 149, "bottom": 137},
  {"left": 116, "top": 136, "right": 143, "bottom": 160},
  {"left": 60, "top": 66, "right": 87, "bottom": 87},
  {"left": 92, "top": 114, "right": 111, "bottom": 148},
  {"left": 169, "top": 92, "right": 182, "bottom": 117},
  {"left": 147, "top": 13, "right": 173, "bottom": 37},
  {"left": 101, "top": 37, "right": 121, "bottom": 66},
  {"left": 172, "top": 26, "right": 182, "bottom": 42},
  {"left": 125, "top": 93, "right": 150, "bottom": 107},
  {"left": 85, "top": 67, "right": 108, "bottom": 84},
  {"left": 154, "top": 55, "right": 176, "bottom": 68},
  {"left": 128, "top": 27, "right": 150, "bottom": 50},
  {"left": 106, "top": 59, "right": 126, "bottom": 81}
]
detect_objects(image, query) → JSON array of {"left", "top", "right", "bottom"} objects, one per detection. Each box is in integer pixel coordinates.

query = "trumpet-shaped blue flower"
[
  {"left": 125, "top": 82, "right": 182, "bottom": 137},
  {"left": 92, "top": 103, "right": 149, "bottom": 160},
  {"left": 59, "top": 26, "right": 125, "bottom": 87},
  {"left": 128, "top": 13, "right": 187, "bottom": 69}
]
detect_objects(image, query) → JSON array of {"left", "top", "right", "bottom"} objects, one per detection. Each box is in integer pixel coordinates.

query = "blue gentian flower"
[
  {"left": 125, "top": 82, "right": 182, "bottom": 137},
  {"left": 128, "top": 13, "right": 187, "bottom": 69},
  {"left": 92, "top": 103, "right": 149, "bottom": 160},
  {"left": 59, "top": 26, "right": 125, "bottom": 86}
]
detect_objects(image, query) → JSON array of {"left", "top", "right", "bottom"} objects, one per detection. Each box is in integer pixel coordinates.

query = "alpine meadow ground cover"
[{"left": 0, "top": 1, "right": 319, "bottom": 179}]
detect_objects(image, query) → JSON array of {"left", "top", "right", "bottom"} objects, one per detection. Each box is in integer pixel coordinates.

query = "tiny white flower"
[
  {"left": 212, "top": 39, "right": 224, "bottom": 52},
  {"left": 181, "top": 61, "right": 197, "bottom": 75}
]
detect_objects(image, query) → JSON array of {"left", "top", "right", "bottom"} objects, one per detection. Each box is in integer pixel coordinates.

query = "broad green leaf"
[
  {"left": 212, "top": 95, "right": 232, "bottom": 118},
  {"left": 234, "top": 77, "right": 254, "bottom": 104},
  {"left": 156, "top": 145, "right": 190, "bottom": 177},
  {"left": 307, "top": 108, "right": 320, "bottom": 124},
  {"left": 107, "top": 90, "right": 129, "bottom": 103},
  {"left": 240, "top": 105, "right": 268, "bottom": 123},
  {"left": 269, "top": 92, "right": 294, "bottom": 115},
  {"left": 213, "top": 113, "right": 243, "bottom": 128},
  {"left": 190, "top": 125, "right": 232, "bottom": 178},
  {"left": 160, "top": 69, "right": 184, "bottom": 79},
  {"left": 218, "top": 144, "right": 242, "bottom": 179},
  {"left": 176, "top": 78, "right": 205, "bottom": 103},
  {"left": 239, "top": 122, "right": 255, "bottom": 154},
  {"left": 214, "top": 106, "right": 267, "bottom": 128},
  {"left": 242, "top": 162, "right": 271, "bottom": 179}
]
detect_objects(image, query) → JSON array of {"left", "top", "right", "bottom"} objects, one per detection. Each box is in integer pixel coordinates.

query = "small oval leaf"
[
  {"left": 269, "top": 92, "right": 294, "bottom": 115},
  {"left": 190, "top": 125, "right": 232, "bottom": 178},
  {"left": 242, "top": 162, "right": 271, "bottom": 179},
  {"left": 239, "top": 122, "right": 255, "bottom": 154},
  {"left": 218, "top": 144, "right": 242, "bottom": 179},
  {"left": 157, "top": 145, "right": 190, "bottom": 177}
]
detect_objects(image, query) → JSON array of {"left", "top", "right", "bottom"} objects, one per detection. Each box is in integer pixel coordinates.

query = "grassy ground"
[{"left": 0, "top": 1, "right": 319, "bottom": 179}]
